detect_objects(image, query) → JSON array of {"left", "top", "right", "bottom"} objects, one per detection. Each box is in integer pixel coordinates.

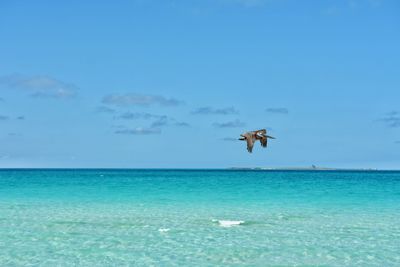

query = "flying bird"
[{"left": 239, "top": 129, "right": 275, "bottom": 153}]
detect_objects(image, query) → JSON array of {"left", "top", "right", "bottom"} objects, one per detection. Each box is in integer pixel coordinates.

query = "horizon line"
[{"left": 0, "top": 167, "right": 399, "bottom": 171}]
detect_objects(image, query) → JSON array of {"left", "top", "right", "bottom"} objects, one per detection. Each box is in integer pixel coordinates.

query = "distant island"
[{"left": 228, "top": 165, "right": 379, "bottom": 171}]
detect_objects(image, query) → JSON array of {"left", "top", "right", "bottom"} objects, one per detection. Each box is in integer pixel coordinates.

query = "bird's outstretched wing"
[
  {"left": 244, "top": 133, "right": 254, "bottom": 153},
  {"left": 247, "top": 138, "right": 254, "bottom": 153},
  {"left": 260, "top": 137, "right": 267, "bottom": 147}
]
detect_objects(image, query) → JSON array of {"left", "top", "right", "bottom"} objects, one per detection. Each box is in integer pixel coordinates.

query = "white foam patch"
[
  {"left": 214, "top": 220, "right": 245, "bottom": 228},
  {"left": 158, "top": 228, "right": 170, "bottom": 233}
]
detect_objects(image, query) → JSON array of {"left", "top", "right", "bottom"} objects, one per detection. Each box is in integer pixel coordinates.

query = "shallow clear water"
[{"left": 0, "top": 169, "right": 399, "bottom": 266}]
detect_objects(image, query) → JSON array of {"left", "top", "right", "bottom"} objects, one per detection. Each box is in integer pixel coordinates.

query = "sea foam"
[{"left": 213, "top": 219, "right": 245, "bottom": 227}]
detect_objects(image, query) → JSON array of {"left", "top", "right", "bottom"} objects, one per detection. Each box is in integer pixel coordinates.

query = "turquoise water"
[{"left": 0, "top": 170, "right": 399, "bottom": 266}]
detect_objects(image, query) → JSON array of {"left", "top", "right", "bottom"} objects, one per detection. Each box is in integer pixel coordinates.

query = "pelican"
[{"left": 239, "top": 129, "right": 275, "bottom": 153}]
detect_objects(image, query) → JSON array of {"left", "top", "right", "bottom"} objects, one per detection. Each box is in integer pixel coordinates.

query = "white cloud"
[
  {"left": 213, "top": 119, "right": 246, "bottom": 128},
  {"left": 0, "top": 74, "right": 77, "bottom": 99},
  {"left": 102, "top": 93, "right": 183, "bottom": 107},
  {"left": 266, "top": 107, "right": 289, "bottom": 114},
  {"left": 191, "top": 106, "right": 239, "bottom": 115},
  {"left": 117, "top": 112, "right": 190, "bottom": 128},
  {"left": 115, "top": 127, "right": 162, "bottom": 135}
]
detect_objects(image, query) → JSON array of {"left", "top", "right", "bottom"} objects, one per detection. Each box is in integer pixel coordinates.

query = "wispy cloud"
[
  {"left": 0, "top": 154, "right": 11, "bottom": 160},
  {"left": 213, "top": 119, "right": 246, "bottom": 128},
  {"left": 119, "top": 112, "right": 161, "bottom": 120},
  {"left": 8, "top": 133, "right": 21, "bottom": 137},
  {"left": 266, "top": 107, "right": 288, "bottom": 114},
  {"left": 95, "top": 106, "right": 116, "bottom": 114},
  {"left": 378, "top": 111, "right": 400, "bottom": 128},
  {"left": 221, "top": 137, "right": 238, "bottom": 141},
  {"left": 0, "top": 74, "right": 77, "bottom": 98},
  {"left": 174, "top": 121, "right": 190, "bottom": 127},
  {"left": 191, "top": 106, "right": 239, "bottom": 115},
  {"left": 395, "top": 141, "right": 400, "bottom": 144},
  {"left": 102, "top": 94, "right": 183, "bottom": 107},
  {"left": 151, "top": 117, "right": 189, "bottom": 128},
  {"left": 0, "top": 115, "right": 26, "bottom": 121},
  {"left": 115, "top": 127, "right": 161, "bottom": 135},
  {"left": 150, "top": 116, "right": 169, "bottom": 128},
  {"left": 0, "top": 97, "right": 4, "bottom": 102},
  {"left": 118, "top": 112, "right": 190, "bottom": 128},
  {"left": 0, "top": 115, "right": 9, "bottom": 120},
  {"left": 386, "top": 111, "right": 399, "bottom": 116}
]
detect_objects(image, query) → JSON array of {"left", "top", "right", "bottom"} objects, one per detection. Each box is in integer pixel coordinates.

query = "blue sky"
[{"left": 0, "top": 0, "right": 399, "bottom": 168}]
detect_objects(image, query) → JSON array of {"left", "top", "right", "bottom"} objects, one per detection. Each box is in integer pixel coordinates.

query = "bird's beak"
[{"left": 266, "top": 135, "right": 275, "bottom": 139}]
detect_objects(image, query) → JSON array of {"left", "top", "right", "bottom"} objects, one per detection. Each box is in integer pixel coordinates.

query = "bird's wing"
[
  {"left": 244, "top": 133, "right": 254, "bottom": 153},
  {"left": 260, "top": 136, "right": 267, "bottom": 147},
  {"left": 247, "top": 138, "right": 254, "bottom": 153}
]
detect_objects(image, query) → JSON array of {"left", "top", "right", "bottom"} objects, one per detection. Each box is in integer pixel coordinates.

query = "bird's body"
[{"left": 239, "top": 129, "right": 275, "bottom": 153}]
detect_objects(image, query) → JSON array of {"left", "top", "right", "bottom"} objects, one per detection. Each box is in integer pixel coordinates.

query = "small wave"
[
  {"left": 158, "top": 228, "right": 170, "bottom": 233},
  {"left": 213, "top": 219, "right": 245, "bottom": 228}
]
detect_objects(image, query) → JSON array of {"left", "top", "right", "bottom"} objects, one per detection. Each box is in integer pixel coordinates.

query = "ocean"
[{"left": 0, "top": 169, "right": 399, "bottom": 266}]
